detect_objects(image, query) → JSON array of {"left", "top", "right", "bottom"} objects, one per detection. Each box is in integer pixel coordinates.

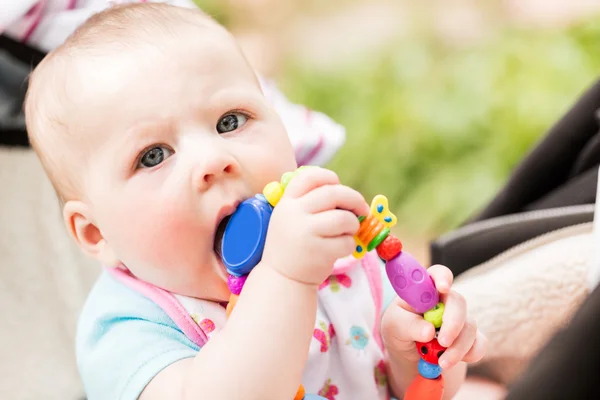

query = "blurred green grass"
[
  {"left": 278, "top": 18, "right": 600, "bottom": 236},
  {"left": 194, "top": 0, "right": 600, "bottom": 236}
]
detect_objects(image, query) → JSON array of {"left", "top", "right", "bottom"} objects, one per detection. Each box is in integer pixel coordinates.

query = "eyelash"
[
  {"left": 130, "top": 108, "right": 254, "bottom": 170},
  {"left": 223, "top": 109, "right": 253, "bottom": 123}
]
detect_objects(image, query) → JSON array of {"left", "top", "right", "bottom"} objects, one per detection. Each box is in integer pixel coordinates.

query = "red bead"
[
  {"left": 416, "top": 338, "right": 446, "bottom": 365},
  {"left": 376, "top": 234, "right": 403, "bottom": 261}
]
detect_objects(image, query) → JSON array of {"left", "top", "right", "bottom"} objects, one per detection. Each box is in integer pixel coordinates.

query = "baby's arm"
[
  {"left": 142, "top": 267, "right": 318, "bottom": 399},
  {"left": 141, "top": 167, "right": 369, "bottom": 400}
]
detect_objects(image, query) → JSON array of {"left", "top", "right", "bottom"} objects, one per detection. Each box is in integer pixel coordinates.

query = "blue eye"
[
  {"left": 138, "top": 146, "right": 173, "bottom": 168},
  {"left": 217, "top": 112, "right": 248, "bottom": 134}
]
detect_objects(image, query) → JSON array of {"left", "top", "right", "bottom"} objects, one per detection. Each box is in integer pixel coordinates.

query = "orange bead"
[
  {"left": 404, "top": 375, "right": 444, "bottom": 400},
  {"left": 226, "top": 294, "right": 239, "bottom": 317},
  {"left": 293, "top": 384, "right": 305, "bottom": 400},
  {"left": 357, "top": 214, "right": 385, "bottom": 245},
  {"left": 376, "top": 234, "right": 403, "bottom": 261}
]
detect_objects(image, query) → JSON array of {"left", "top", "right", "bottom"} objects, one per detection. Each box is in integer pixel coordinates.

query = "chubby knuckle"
[
  {"left": 306, "top": 166, "right": 334, "bottom": 180},
  {"left": 332, "top": 236, "right": 355, "bottom": 257},
  {"left": 346, "top": 214, "right": 360, "bottom": 231},
  {"left": 463, "top": 320, "right": 477, "bottom": 337},
  {"left": 381, "top": 310, "right": 400, "bottom": 337},
  {"left": 451, "top": 290, "right": 466, "bottom": 306},
  {"left": 467, "top": 317, "right": 478, "bottom": 332},
  {"left": 341, "top": 184, "right": 360, "bottom": 198},
  {"left": 381, "top": 311, "right": 395, "bottom": 333},
  {"left": 324, "top": 168, "right": 340, "bottom": 181},
  {"left": 344, "top": 235, "right": 356, "bottom": 249}
]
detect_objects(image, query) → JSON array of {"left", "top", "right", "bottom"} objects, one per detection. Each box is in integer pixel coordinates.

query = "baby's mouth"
[{"left": 214, "top": 215, "right": 231, "bottom": 260}]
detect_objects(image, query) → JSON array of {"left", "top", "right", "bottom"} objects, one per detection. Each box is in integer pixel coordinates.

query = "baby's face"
[{"left": 72, "top": 28, "right": 296, "bottom": 300}]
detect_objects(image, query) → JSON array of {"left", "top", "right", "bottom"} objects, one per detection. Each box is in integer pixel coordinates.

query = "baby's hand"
[
  {"left": 261, "top": 167, "right": 369, "bottom": 286},
  {"left": 381, "top": 265, "right": 487, "bottom": 370}
]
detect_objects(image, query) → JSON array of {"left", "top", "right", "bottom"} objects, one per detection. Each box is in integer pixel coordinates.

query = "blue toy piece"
[
  {"left": 303, "top": 395, "right": 328, "bottom": 400},
  {"left": 221, "top": 194, "right": 273, "bottom": 276},
  {"left": 418, "top": 358, "right": 443, "bottom": 379}
]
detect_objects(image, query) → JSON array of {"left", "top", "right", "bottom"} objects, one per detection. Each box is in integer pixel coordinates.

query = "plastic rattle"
[{"left": 220, "top": 167, "right": 445, "bottom": 400}]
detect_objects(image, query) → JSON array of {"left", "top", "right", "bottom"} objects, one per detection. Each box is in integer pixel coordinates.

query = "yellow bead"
[
  {"left": 424, "top": 302, "right": 445, "bottom": 328},
  {"left": 369, "top": 194, "right": 397, "bottom": 229},
  {"left": 263, "top": 181, "right": 284, "bottom": 207}
]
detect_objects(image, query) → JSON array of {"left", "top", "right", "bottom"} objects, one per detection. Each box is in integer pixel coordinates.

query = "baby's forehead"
[
  {"left": 43, "top": 27, "right": 253, "bottom": 140},
  {"left": 26, "top": 4, "right": 254, "bottom": 200}
]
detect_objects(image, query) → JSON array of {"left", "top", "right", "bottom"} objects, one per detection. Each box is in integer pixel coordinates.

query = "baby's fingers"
[
  {"left": 322, "top": 236, "right": 357, "bottom": 262},
  {"left": 427, "top": 264, "right": 453, "bottom": 294},
  {"left": 382, "top": 298, "right": 436, "bottom": 359},
  {"left": 302, "top": 184, "right": 369, "bottom": 216},
  {"left": 284, "top": 167, "right": 340, "bottom": 198},
  {"left": 437, "top": 290, "right": 466, "bottom": 347},
  {"left": 462, "top": 330, "right": 487, "bottom": 364},
  {"left": 437, "top": 317, "right": 478, "bottom": 369},
  {"left": 313, "top": 210, "right": 360, "bottom": 237}
]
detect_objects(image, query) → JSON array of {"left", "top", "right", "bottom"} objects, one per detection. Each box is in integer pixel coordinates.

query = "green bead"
[
  {"left": 424, "top": 302, "right": 445, "bottom": 328},
  {"left": 280, "top": 172, "right": 295, "bottom": 189},
  {"left": 367, "top": 227, "right": 390, "bottom": 251}
]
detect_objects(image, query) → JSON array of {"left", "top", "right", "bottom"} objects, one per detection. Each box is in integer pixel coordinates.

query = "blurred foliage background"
[{"left": 195, "top": 0, "right": 600, "bottom": 249}]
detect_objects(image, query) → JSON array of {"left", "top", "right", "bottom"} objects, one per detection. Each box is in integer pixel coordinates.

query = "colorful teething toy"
[{"left": 220, "top": 167, "right": 445, "bottom": 400}]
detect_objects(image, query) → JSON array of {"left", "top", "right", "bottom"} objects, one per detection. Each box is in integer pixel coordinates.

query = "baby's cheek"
[{"left": 109, "top": 198, "right": 208, "bottom": 269}]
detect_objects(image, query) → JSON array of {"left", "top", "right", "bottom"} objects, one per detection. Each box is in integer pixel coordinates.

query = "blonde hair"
[{"left": 25, "top": 3, "right": 221, "bottom": 204}]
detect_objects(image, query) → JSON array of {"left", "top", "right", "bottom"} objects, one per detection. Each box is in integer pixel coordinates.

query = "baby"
[{"left": 25, "top": 3, "right": 487, "bottom": 399}]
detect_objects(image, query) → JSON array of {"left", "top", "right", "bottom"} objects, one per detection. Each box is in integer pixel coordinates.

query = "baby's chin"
[{"left": 130, "top": 260, "right": 231, "bottom": 301}]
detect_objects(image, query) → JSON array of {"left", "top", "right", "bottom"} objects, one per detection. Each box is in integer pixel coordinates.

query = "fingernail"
[
  {"left": 440, "top": 360, "right": 450, "bottom": 369},
  {"left": 438, "top": 336, "right": 447, "bottom": 347},
  {"left": 421, "top": 326, "right": 430, "bottom": 339}
]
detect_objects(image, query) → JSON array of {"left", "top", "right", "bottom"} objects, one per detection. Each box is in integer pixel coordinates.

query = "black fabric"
[
  {"left": 504, "top": 283, "right": 600, "bottom": 400},
  {"left": 430, "top": 204, "right": 594, "bottom": 275},
  {"left": 0, "top": 128, "right": 30, "bottom": 147},
  {"left": 0, "top": 34, "right": 45, "bottom": 67},
  {"left": 470, "top": 78, "right": 600, "bottom": 221},
  {"left": 0, "top": 34, "right": 44, "bottom": 147}
]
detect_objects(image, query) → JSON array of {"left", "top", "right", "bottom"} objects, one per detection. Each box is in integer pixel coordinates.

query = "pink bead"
[
  {"left": 386, "top": 251, "right": 439, "bottom": 314},
  {"left": 227, "top": 274, "right": 248, "bottom": 295}
]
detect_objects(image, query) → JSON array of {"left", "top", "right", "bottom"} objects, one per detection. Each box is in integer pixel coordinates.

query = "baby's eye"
[
  {"left": 138, "top": 146, "right": 173, "bottom": 168},
  {"left": 216, "top": 112, "right": 248, "bottom": 134}
]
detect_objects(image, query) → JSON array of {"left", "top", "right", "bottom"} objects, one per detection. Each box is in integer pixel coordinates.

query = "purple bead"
[
  {"left": 386, "top": 251, "right": 439, "bottom": 314},
  {"left": 227, "top": 274, "right": 248, "bottom": 295}
]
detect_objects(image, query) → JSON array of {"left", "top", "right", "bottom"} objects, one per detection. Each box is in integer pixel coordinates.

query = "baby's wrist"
[
  {"left": 254, "top": 260, "right": 321, "bottom": 289},
  {"left": 252, "top": 262, "right": 320, "bottom": 292}
]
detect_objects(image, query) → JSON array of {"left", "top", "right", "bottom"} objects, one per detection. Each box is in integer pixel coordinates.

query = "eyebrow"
[
  {"left": 124, "top": 118, "right": 173, "bottom": 144},
  {"left": 117, "top": 119, "right": 173, "bottom": 168},
  {"left": 207, "top": 87, "right": 265, "bottom": 114}
]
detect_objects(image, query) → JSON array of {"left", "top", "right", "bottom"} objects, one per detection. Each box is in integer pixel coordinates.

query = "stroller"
[
  {"left": 430, "top": 78, "right": 600, "bottom": 399},
  {"left": 2, "top": 30, "right": 600, "bottom": 399}
]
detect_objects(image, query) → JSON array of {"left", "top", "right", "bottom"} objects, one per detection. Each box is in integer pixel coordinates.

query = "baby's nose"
[{"left": 194, "top": 155, "right": 239, "bottom": 191}]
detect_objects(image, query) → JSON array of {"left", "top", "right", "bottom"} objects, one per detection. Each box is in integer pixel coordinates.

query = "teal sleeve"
[{"left": 76, "top": 272, "right": 199, "bottom": 400}]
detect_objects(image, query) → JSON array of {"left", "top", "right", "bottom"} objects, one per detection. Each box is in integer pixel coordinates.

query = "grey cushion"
[{"left": 0, "top": 147, "right": 100, "bottom": 400}]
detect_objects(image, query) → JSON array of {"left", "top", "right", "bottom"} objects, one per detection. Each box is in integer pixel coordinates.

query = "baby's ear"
[{"left": 63, "top": 200, "right": 119, "bottom": 267}]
